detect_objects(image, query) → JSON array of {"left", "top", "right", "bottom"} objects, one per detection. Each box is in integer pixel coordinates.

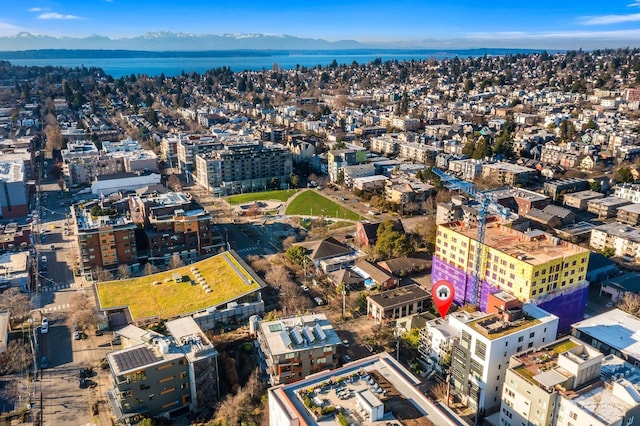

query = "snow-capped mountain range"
[{"left": 0, "top": 32, "right": 368, "bottom": 51}]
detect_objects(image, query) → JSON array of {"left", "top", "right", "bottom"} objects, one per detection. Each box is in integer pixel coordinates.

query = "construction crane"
[{"left": 431, "top": 167, "right": 512, "bottom": 309}]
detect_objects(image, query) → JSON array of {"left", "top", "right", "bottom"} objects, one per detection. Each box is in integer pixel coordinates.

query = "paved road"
[{"left": 27, "top": 184, "right": 113, "bottom": 426}]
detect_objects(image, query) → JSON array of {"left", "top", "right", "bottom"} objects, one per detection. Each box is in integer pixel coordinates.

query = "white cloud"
[
  {"left": 38, "top": 12, "right": 83, "bottom": 20},
  {"left": 467, "top": 28, "right": 640, "bottom": 40},
  {"left": 0, "top": 22, "right": 24, "bottom": 36},
  {"left": 28, "top": 7, "right": 44, "bottom": 12},
  {"left": 580, "top": 13, "right": 640, "bottom": 25},
  {"left": 629, "top": 1, "right": 640, "bottom": 7}
]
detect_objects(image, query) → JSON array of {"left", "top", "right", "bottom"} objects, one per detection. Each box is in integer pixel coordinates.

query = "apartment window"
[
  {"left": 517, "top": 346, "right": 522, "bottom": 352},
  {"left": 518, "top": 336, "right": 524, "bottom": 342},
  {"left": 529, "top": 332, "right": 535, "bottom": 338},
  {"left": 475, "top": 341, "right": 487, "bottom": 360}
]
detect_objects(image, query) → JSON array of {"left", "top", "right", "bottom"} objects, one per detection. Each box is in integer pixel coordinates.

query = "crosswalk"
[
  {"left": 40, "top": 283, "right": 75, "bottom": 292},
  {"left": 236, "top": 246, "right": 261, "bottom": 254},
  {"left": 41, "top": 303, "right": 70, "bottom": 313}
]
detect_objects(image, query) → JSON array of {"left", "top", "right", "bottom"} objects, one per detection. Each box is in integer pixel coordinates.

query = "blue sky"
[{"left": 1, "top": 0, "right": 640, "bottom": 48}]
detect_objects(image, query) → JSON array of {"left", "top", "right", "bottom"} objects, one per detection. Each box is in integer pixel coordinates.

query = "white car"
[{"left": 41, "top": 318, "right": 49, "bottom": 334}]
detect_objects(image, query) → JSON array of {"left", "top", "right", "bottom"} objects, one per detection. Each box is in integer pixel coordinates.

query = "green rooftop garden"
[
  {"left": 549, "top": 338, "right": 579, "bottom": 355},
  {"left": 96, "top": 252, "right": 261, "bottom": 321}
]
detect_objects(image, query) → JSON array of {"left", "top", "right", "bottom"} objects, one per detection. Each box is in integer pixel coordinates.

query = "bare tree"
[
  {"left": 144, "top": 262, "right": 159, "bottom": 276},
  {"left": 0, "top": 340, "right": 32, "bottom": 374},
  {"left": 166, "top": 174, "right": 183, "bottom": 191},
  {"left": 95, "top": 266, "right": 113, "bottom": 282},
  {"left": 616, "top": 293, "right": 640, "bottom": 317},
  {"left": 69, "top": 293, "right": 98, "bottom": 329},
  {"left": 246, "top": 254, "right": 270, "bottom": 277},
  {"left": 282, "top": 235, "right": 297, "bottom": 249},
  {"left": 429, "top": 382, "right": 449, "bottom": 402},
  {"left": 169, "top": 253, "right": 184, "bottom": 269},
  {"left": 0, "top": 289, "right": 31, "bottom": 325},
  {"left": 117, "top": 264, "right": 130, "bottom": 279}
]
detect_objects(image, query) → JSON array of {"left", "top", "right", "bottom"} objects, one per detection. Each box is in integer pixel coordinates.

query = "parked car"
[
  {"left": 41, "top": 318, "right": 49, "bottom": 334},
  {"left": 314, "top": 297, "right": 325, "bottom": 306},
  {"left": 79, "top": 377, "right": 87, "bottom": 389},
  {"left": 73, "top": 323, "right": 81, "bottom": 340},
  {"left": 40, "top": 357, "right": 48, "bottom": 369}
]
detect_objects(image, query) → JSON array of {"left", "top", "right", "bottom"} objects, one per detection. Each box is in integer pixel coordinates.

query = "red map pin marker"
[{"left": 432, "top": 280, "right": 455, "bottom": 319}]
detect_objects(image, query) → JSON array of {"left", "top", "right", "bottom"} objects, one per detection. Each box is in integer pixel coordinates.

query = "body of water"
[{"left": 3, "top": 49, "right": 534, "bottom": 78}]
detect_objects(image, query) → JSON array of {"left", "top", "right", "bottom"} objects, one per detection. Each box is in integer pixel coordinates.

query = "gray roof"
[
  {"left": 368, "top": 284, "right": 430, "bottom": 309},
  {"left": 543, "top": 204, "right": 574, "bottom": 219},
  {"left": 112, "top": 346, "right": 161, "bottom": 373}
]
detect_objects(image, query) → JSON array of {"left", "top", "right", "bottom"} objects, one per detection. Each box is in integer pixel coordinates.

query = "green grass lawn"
[
  {"left": 226, "top": 189, "right": 297, "bottom": 205},
  {"left": 285, "top": 191, "right": 361, "bottom": 220},
  {"left": 96, "top": 252, "right": 261, "bottom": 321}
]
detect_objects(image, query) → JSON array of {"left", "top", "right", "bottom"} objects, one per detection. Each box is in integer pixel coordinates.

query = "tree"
[
  {"left": 472, "top": 136, "right": 490, "bottom": 159},
  {"left": 558, "top": 120, "right": 577, "bottom": 143},
  {"left": 144, "top": 262, "right": 159, "bottom": 276},
  {"left": 462, "top": 139, "right": 475, "bottom": 157},
  {"left": 94, "top": 266, "right": 113, "bottom": 282},
  {"left": 117, "top": 264, "right": 130, "bottom": 279},
  {"left": 169, "top": 253, "right": 184, "bottom": 269},
  {"left": 616, "top": 293, "right": 640, "bottom": 317},
  {"left": 166, "top": 174, "right": 183, "bottom": 191},
  {"left": 375, "top": 220, "right": 411, "bottom": 259},
  {"left": 289, "top": 174, "right": 300, "bottom": 188},
  {"left": 70, "top": 292, "right": 99, "bottom": 329},
  {"left": 0, "top": 340, "right": 32, "bottom": 374},
  {"left": 589, "top": 180, "right": 602, "bottom": 192},
  {"left": 0, "top": 289, "right": 30, "bottom": 325},
  {"left": 614, "top": 167, "right": 634, "bottom": 183},
  {"left": 285, "top": 245, "right": 306, "bottom": 267},
  {"left": 430, "top": 382, "right": 449, "bottom": 402}
]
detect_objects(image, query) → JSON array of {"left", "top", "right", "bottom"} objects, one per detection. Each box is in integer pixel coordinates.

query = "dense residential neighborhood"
[{"left": 2, "top": 48, "right": 640, "bottom": 425}]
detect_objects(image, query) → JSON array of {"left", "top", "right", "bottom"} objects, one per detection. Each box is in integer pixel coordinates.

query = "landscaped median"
[{"left": 95, "top": 251, "right": 264, "bottom": 322}]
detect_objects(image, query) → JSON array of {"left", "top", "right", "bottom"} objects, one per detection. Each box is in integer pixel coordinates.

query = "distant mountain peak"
[{"left": 0, "top": 31, "right": 366, "bottom": 51}]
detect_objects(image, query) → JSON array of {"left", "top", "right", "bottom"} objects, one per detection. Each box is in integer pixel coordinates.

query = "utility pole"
[
  {"left": 395, "top": 324, "right": 401, "bottom": 361},
  {"left": 342, "top": 287, "right": 346, "bottom": 320}
]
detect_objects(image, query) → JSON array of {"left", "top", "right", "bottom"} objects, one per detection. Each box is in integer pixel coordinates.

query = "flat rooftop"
[
  {"left": 441, "top": 221, "right": 589, "bottom": 265},
  {"left": 368, "top": 284, "right": 430, "bottom": 309},
  {"left": 165, "top": 317, "right": 218, "bottom": 362},
  {"left": 269, "top": 352, "right": 459, "bottom": 426},
  {"left": 259, "top": 314, "right": 341, "bottom": 357},
  {"left": 107, "top": 343, "right": 183, "bottom": 376},
  {"left": 487, "top": 187, "right": 548, "bottom": 202},
  {"left": 593, "top": 223, "right": 640, "bottom": 243},
  {"left": 483, "top": 162, "right": 535, "bottom": 174},
  {"left": 572, "top": 308, "right": 640, "bottom": 361},
  {"left": 617, "top": 203, "right": 640, "bottom": 214},
  {"left": 565, "top": 190, "right": 604, "bottom": 200},
  {"left": 0, "top": 161, "right": 24, "bottom": 183},
  {"left": 587, "top": 196, "right": 631, "bottom": 208}
]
